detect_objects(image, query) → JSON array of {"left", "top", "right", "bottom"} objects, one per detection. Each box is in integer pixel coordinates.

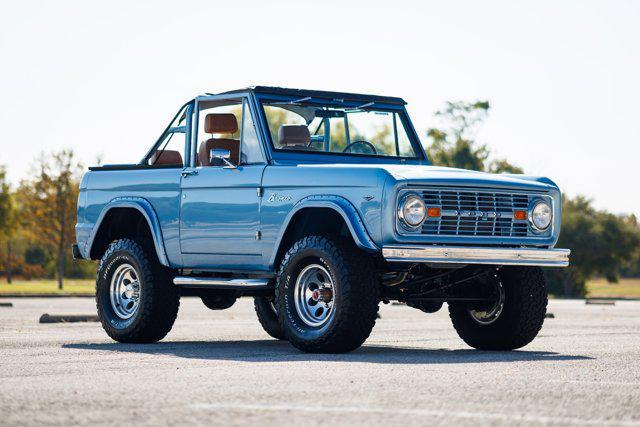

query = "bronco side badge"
[{"left": 267, "top": 193, "right": 292, "bottom": 203}]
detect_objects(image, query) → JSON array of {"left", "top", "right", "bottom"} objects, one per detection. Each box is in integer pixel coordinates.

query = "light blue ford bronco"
[{"left": 73, "top": 86, "right": 570, "bottom": 353}]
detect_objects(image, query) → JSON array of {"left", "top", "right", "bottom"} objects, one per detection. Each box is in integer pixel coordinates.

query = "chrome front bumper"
[{"left": 382, "top": 245, "right": 570, "bottom": 267}]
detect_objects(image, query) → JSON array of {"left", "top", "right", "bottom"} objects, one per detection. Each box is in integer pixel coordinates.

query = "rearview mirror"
[
  {"left": 315, "top": 110, "right": 345, "bottom": 118},
  {"left": 209, "top": 148, "right": 236, "bottom": 169}
]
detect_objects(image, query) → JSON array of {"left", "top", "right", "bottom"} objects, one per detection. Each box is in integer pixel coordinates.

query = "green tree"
[
  {"left": 0, "top": 167, "right": 19, "bottom": 283},
  {"left": 545, "top": 197, "right": 640, "bottom": 296},
  {"left": 620, "top": 215, "right": 640, "bottom": 278},
  {"left": 426, "top": 100, "right": 522, "bottom": 173},
  {"left": 489, "top": 159, "right": 524, "bottom": 174},
  {"left": 19, "top": 150, "right": 82, "bottom": 289}
]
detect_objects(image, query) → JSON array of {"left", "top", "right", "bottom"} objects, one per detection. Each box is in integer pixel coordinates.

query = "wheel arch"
[
  {"left": 269, "top": 195, "right": 379, "bottom": 270},
  {"left": 85, "top": 198, "right": 170, "bottom": 266}
]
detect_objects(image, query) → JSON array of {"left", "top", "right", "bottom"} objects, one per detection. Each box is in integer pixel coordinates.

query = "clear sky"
[{"left": 1, "top": 0, "right": 638, "bottom": 215}]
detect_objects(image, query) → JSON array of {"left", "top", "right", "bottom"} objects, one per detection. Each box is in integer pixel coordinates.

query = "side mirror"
[{"left": 209, "top": 148, "right": 236, "bottom": 169}]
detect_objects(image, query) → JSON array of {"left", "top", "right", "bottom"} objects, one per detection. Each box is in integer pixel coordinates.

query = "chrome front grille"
[{"left": 417, "top": 188, "right": 535, "bottom": 237}]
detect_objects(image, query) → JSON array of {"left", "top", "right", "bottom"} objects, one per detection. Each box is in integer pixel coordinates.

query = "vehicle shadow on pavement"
[{"left": 64, "top": 340, "right": 592, "bottom": 364}]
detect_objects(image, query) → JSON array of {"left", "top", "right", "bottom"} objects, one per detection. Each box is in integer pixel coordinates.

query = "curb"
[
  {"left": 585, "top": 299, "right": 616, "bottom": 305},
  {"left": 39, "top": 313, "right": 99, "bottom": 323}
]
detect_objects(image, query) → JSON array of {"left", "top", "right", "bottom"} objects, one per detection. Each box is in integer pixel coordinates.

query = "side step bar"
[{"left": 173, "top": 276, "right": 272, "bottom": 290}]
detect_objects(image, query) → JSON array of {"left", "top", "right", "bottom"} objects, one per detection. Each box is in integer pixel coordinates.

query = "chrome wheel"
[
  {"left": 468, "top": 278, "right": 505, "bottom": 325},
  {"left": 294, "top": 264, "right": 335, "bottom": 327},
  {"left": 109, "top": 263, "right": 141, "bottom": 319}
]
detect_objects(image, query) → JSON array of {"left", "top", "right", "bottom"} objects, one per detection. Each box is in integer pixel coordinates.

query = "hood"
[
  {"left": 375, "top": 164, "right": 557, "bottom": 192},
  {"left": 292, "top": 162, "right": 559, "bottom": 192}
]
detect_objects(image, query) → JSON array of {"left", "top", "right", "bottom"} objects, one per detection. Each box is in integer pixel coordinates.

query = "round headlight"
[
  {"left": 530, "top": 201, "right": 552, "bottom": 231},
  {"left": 399, "top": 194, "right": 426, "bottom": 228}
]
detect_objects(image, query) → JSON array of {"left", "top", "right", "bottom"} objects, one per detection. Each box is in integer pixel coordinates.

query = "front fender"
[
  {"left": 84, "top": 197, "right": 170, "bottom": 267},
  {"left": 269, "top": 195, "right": 379, "bottom": 268}
]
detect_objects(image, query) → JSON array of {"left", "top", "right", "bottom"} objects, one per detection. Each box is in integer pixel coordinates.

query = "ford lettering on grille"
[{"left": 415, "top": 188, "right": 542, "bottom": 237}]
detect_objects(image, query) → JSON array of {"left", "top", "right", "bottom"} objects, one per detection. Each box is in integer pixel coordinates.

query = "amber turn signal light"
[
  {"left": 514, "top": 210, "right": 527, "bottom": 220},
  {"left": 427, "top": 207, "right": 441, "bottom": 218}
]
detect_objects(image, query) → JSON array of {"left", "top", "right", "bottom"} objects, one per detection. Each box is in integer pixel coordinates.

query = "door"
[{"left": 179, "top": 96, "right": 267, "bottom": 270}]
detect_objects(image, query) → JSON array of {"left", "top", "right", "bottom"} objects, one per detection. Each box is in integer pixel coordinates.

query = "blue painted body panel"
[
  {"left": 260, "top": 165, "right": 387, "bottom": 269},
  {"left": 75, "top": 89, "right": 564, "bottom": 273},
  {"left": 76, "top": 168, "right": 183, "bottom": 266},
  {"left": 378, "top": 165, "right": 561, "bottom": 248},
  {"left": 179, "top": 164, "right": 266, "bottom": 270}
]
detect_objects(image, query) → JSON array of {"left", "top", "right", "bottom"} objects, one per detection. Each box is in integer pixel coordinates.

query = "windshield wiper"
[
  {"left": 345, "top": 101, "right": 375, "bottom": 113},
  {"left": 356, "top": 101, "right": 374, "bottom": 109},
  {"left": 272, "top": 96, "right": 312, "bottom": 106}
]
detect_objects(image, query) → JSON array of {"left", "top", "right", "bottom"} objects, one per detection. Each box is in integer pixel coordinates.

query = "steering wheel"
[{"left": 342, "top": 140, "right": 377, "bottom": 155}]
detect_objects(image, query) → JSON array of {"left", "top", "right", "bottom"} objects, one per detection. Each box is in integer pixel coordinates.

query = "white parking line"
[
  {"left": 190, "top": 403, "right": 640, "bottom": 426},
  {"left": 549, "top": 380, "right": 640, "bottom": 386}
]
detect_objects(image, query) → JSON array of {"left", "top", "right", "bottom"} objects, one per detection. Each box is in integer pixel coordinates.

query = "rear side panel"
[{"left": 77, "top": 168, "right": 183, "bottom": 266}]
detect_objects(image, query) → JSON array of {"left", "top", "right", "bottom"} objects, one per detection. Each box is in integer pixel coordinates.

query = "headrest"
[
  {"left": 150, "top": 149, "right": 183, "bottom": 166},
  {"left": 278, "top": 124, "right": 310, "bottom": 147},
  {"left": 205, "top": 113, "right": 238, "bottom": 134}
]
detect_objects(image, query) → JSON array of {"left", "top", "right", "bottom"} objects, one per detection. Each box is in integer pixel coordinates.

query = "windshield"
[{"left": 260, "top": 98, "right": 422, "bottom": 159}]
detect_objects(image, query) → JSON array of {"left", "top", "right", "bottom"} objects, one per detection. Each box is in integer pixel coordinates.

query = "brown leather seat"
[
  {"left": 149, "top": 149, "right": 183, "bottom": 166},
  {"left": 278, "top": 124, "right": 313, "bottom": 150},
  {"left": 198, "top": 113, "right": 240, "bottom": 166}
]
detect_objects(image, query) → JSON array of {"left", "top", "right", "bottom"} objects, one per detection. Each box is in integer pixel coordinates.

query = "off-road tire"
[
  {"left": 449, "top": 266, "right": 547, "bottom": 350},
  {"left": 254, "top": 296, "right": 286, "bottom": 340},
  {"left": 96, "top": 239, "right": 180, "bottom": 343},
  {"left": 277, "top": 235, "right": 379, "bottom": 353}
]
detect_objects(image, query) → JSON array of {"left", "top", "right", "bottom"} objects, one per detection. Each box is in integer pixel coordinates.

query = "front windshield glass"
[{"left": 260, "top": 98, "right": 421, "bottom": 158}]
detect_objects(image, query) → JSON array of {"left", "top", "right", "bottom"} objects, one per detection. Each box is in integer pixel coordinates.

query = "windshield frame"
[{"left": 255, "top": 93, "right": 429, "bottom": 164}]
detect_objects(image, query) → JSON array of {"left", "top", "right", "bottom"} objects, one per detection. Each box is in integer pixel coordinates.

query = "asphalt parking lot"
[{"left": 1, "top": 297, "right": 639, "bottom": 426}]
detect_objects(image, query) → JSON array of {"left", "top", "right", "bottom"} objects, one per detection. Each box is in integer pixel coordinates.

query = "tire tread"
[
  {"left": 449, "top": 266, "right": 547, "bottom": 350},
  {"left": 254, "top": 297, "right": 286, "bottom": 340},
  {"left": 96, "top": 238, "right": 180, "bottom": 343},
  {"left": 277, "top": 235, "right": 379, "bottom": 353}
]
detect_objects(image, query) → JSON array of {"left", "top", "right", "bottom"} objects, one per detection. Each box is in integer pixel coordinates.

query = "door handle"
[{"left": 181, "top": 169, "right": 198, "bottom": 178}]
